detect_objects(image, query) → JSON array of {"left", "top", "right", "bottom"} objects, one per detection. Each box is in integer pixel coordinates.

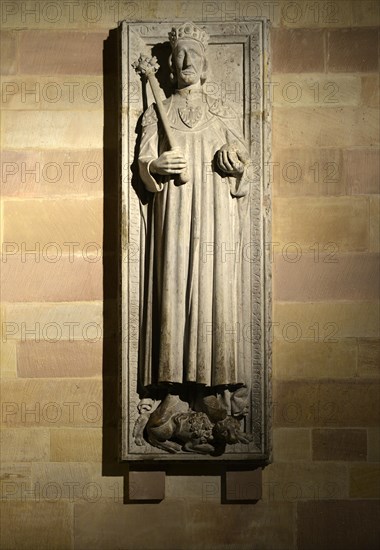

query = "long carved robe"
[{"left": 138, "top": 88, "right": 250, "bottom": 388}]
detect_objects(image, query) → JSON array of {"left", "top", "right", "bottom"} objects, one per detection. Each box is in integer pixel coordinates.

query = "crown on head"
[{"left": 168, "top": 22, "right": 209, "bottom": 51}]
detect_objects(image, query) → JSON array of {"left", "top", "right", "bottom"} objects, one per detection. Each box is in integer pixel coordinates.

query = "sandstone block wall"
[{"left": 1, "top": 1, "right": 379, "bottom": 548}]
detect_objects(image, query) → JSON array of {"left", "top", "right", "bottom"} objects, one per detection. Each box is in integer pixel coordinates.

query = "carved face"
[{"left": 173, "top": 39, "right": 205, "bottom": 88}]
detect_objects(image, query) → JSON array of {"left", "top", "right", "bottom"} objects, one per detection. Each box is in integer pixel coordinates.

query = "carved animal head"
[
  {"left": 230, "top": 386, "right": 250, "bottom": 417},
  {"left": 213, "top": 416, "right": 246, "bottom": 445}
]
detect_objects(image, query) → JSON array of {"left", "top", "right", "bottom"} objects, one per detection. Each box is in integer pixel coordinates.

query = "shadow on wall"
[{"left": 102, "top": 27, "right": 126, "bottom": 481}]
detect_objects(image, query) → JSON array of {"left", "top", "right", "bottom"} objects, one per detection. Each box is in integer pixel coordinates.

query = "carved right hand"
[{"left": 150, "top": 149, "right": 187, "bottom": 176}]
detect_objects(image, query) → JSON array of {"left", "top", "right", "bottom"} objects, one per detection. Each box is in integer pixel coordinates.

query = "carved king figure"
[{"left": 133, "top": 22, "right": 253, "bottom": 454}]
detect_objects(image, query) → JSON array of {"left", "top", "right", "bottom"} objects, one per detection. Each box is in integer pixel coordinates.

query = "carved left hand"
[{"left": 217, "top": 144, "right": 246, "bottom": 176}]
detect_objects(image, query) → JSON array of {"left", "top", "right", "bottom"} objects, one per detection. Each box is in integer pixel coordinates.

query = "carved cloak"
[{"left": 137, "top": 89, "right": 251, "bottom": 388}]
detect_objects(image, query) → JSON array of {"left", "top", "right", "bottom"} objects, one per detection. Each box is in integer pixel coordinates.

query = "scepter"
[{"left": 132, "top": 54, "right": 189, "bottom": 185}]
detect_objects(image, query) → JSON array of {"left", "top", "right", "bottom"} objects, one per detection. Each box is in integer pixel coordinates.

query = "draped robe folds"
[{"left": 137, "top": 88, "right": 250, "bottom": 389}]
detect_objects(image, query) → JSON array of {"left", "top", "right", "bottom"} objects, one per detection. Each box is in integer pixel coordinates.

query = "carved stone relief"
[{"left": 121, "top": 20, "right": 271, "bottom": 461}]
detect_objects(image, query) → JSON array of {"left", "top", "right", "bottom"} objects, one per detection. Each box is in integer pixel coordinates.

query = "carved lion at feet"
[
  {"left": 143, "top": 394, "right": 252, "bottom": 454},
  {"left": 146, "top": 395, "right": 215, "bottom": 454}
]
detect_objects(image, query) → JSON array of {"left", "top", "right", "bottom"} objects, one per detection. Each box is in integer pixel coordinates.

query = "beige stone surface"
[
  {"left": 2, "top": 198, "right": 103, "bottom": 249},
  {"left": 297, "top": 500, "right": 380, "bottom": 550},
  {"left": 273, "top": 339, "right": 357, "bottom": 379},
  {"left": 2, "top": 301, "right": 103, "bottom": 341},
  {"left": 0, "top": 149, "right": 103, "bottom": 197},
  {"left": 361, "top": 75, "right": 380, "bottom": 108},
  {"left": 50, "top": 428, "right": 102, "bottom": 461},
  {"left": 272, "top": 29, "right": 325, "bottom": 73},
  {"left": 17, "top": 340, "right": 102, "bottom": 378},
  {"left": 31, "top": 462, "right": 123, "bottom": 501},
  {"left": 273, "top": 107, "right": 379, "bottom": 148},
  {"left": 272, "top": 147, "right": 344, "bottom": 196},
  {"left": 0, "top": 463, "right": 31, "bottom": 501},
  {"left": 274, "top": 301, "right": 379, "bottom": 338},
  {"left": 0, "top": 341, "right": 17, "bottom": 378},
  {"left": 73, "top": 499, "right": 190, "bottom": 550},
  {"left": 1, "top": 0, "right": 371, "bottom": 33},
  {"left": 343, "top": 148, "right": 380, "bottom": 194},
  {"left": 0, "top": 306, "right": 6, "bottom": 335},
  {"left": 273, "top": 380, "right": 380, "bottom": 427},
  {"left": 19, "top": 30, "right": 107, "bottom": 74},
  {"left": 262, "top": 462, "right": 348, "bottom": 500},
  {"left": 1, "top": 76, "right": 103, "bottom": 111},
  {"left": 273, "top": 428, "right": 311, "bottom": 461},
  {"left": 272, "top": 75, "right": 360, "bottom": 108},
  {"left": 312, "top": 428, "right": 367, "bottom": 461},
  {"left": 370, "top": 196, "right": 380, "bottom": 252},
  {"left": 0, "top": 428, "right": 49, "bottom": 461},
  {"left": 0, "top": 0, "right": 377, "bottom": 32},
  {"left": 1, "top": 255, "right": 102, "bottom": 302},
  {"left": 273, "top": 197, "right": 369, "bottom": 251},
  {"left": 327, "top": 28, "right": 379, "bottom": 72},
  {"left": 181, "top": 501, "right": 294, "bottom": 549},
  {"left": 1, "top": 110, "right": 103, "bottom": 149},
  {"left": 2, "top": 0, "right": 368, "bottom": 32},
  {"left": 352, "top": 0, "right": 380, "bottom": 26},
  {"left": 0, "top": 1, "right": 116, "bottom": 29},
  {"left": 0, "top": 502, "right": 72, "bottom": 550},
  {"left": 0, "top": 31, "right": 17, "bottom": 75},
  {"left": 73, "top": 500, "right": 295, "bottom": 550},
  {"left": 0, "top": 1, "right": 192, "bottom": 30},
  {"left": 273, "top": 253, "right": 379, "bottom": 301},
  {"left": 1, "top": 379, "right": 102, "bottom": 427},
  {"left": 367, "top": 428, "right": 380, "bottom": 462},
  {"left": 279, "top": 0, "right": 352, "bottom": 28},
  {"left": 349, "top": 465, "right": 380, "bottom": 498},
  {"left": 358, "top": 339, "right": 380, "bottom": 378}
]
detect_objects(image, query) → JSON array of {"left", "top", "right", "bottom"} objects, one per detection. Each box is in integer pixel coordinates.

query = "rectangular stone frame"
[{"left": 121, "top": 19, "right": 272, "bottom": 462}]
